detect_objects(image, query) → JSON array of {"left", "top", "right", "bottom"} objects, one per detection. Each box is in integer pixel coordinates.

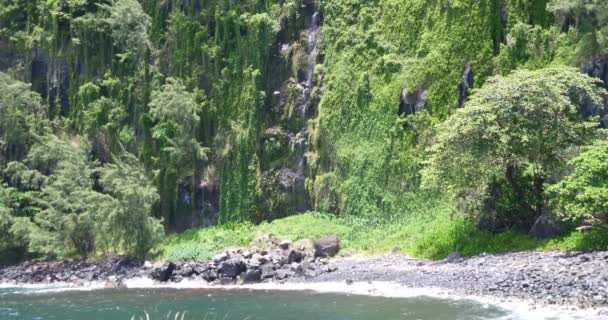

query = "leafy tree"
[
  {"left": 547, "top": 140, "right": 608, "bottom": 225},
  {"left": 422, "top": 68, "right": 606, "bottom": 230}
]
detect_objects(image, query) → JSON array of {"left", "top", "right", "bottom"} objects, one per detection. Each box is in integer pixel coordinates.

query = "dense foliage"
[
  {"left": 423, "top": 68, "right": 605, "bottom": 231},
  {"left": 548, "top": 141, "right": 608, "bottom": 225},
  {"left": 0, "top": 0, "right": 607, "bottom": 261}
]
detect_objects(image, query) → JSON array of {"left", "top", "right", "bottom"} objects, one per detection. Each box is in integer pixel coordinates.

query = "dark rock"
[
  {"left": 150, "top": 261, "right": 175, "bottom": 282},
  {"left": 193, "top": 264, "right": 208, "bottom": 275},
  {"left": 269, "top": 250, "right": 288, "bottom": 265},
  {"left": 275, "top": 269, "right": 294, "bottom": 280},
  {"left": 582, "top": 56, "right": 608, "bottom": 89},
  {"left": 243, "top": 269, "right": 262, "bottom": 284},
  {"left": 178, "top": 266, "right": 195, "bottom": 278},
  {"left": 249, "top": 254, "right": 267, "bottom": 268},
  {"left": 314, "top": 235, "right": 341, "bottom": 258},
  {"left": 398, "top": 86, "right": 428, "bottom": 116},
  {"left": 278, "top": 240, "right": 292, "bottom": 250},
  {"left": 218, "top": 259, "right": 246, "bottom": 278},
  {"left": 213, "top": 252, "right": 229, "bottom": 263},
  {"left": 202, "top": 269, "right": 218, "bottom": 282},
  {"left": 346, "top": 279, "right": 354, "bottom": 285},
  {"left": 446, "top": 252, "right": 464, "bottom": 263},
  {"left": 288, "top": 250, "right": 303, "bottom": 263},
  {"left": 260, "top": 264, "right": 277, "bottom": 279},
  {"left": 458, "top": 62, "right": 474, "bottom": 108},
  {"left": 529, "top": 213, "right": 565, "bottom": 239}
]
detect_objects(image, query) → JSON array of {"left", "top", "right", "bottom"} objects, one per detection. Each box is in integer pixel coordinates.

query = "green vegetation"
[
  {"left": 157, "top": 210, "right": 608, "bottom": 262},
  {"left": 548, "top": 140, "right": 608, "bottom": 225},
  {"left": 422, "top": 68, "right": 605, "bottom": 231},
  {"left": 1, "top": 0, "right": 608, "bottom": 263}
]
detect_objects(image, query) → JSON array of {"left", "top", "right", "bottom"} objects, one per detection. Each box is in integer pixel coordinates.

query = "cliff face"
[{"left": 0, "top": 0, "right": 606, "bottom": 230}]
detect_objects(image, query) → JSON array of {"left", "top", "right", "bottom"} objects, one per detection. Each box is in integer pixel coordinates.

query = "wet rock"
[
  {"left": 459, "top": 62, "right": 474, "bottom": 108},
  {"left": 202, "top": 269, "right": 218, "bottom": 282},
  {"left": 178, "top": 266, "right": 195, "bottom": 277},
  {"left": 243, "top": 269, "right": 262, "bottom": 284},
  {"left": 314, "top": 235, "right": 341, "bottom": 258},
  {"left": 150, "top": 261, "right": 175, "bottom": 282},
  {"left": 261, "top": 266, "right": 277, "bottom": 280},
  {"left": 398, "top": 86, "right": 428, "bottom": 116},
  {"left": 218, "top": 259, "right": 246, "bottom": 278},
  {"left": 288, "top": 250, "right": 303, "bottom": 263}
]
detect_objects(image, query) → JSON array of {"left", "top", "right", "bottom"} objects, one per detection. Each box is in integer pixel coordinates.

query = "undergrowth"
[{"left": 154, "top": 197, "right": 608, "bottom": 262}]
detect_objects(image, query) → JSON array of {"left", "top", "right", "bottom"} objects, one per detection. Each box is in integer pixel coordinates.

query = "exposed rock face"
[
  {"left": 529, "top": 213, "right": 565, "bottom": 239},
  {"left": 458, "top": 63, "right": 474, "bottom": 108},
  {"left": 150, "top": 261, "right": 175, "bottom": 282},
  {"left": 398, "top": 86, "right": 428, "bottom": 116},
  {"left": 30, "top": 50, "right": 70, "bottom": 115},
  {"left": 581, "top": 56, "right": 608, "bottom": 127},
  {"left": 314, "top": 235, "right": 341, "bottom": 258},
  {"left": 582, "top": 56, "right": 608, "bottom": 89}
]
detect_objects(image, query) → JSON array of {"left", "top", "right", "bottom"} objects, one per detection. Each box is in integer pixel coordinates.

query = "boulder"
[
  {"left": 150, "top": 261, "right": 175, "bottom": 282},
  {"left": 529, "top": 213, "right": 565, "bottom": 239},
  {"left": 260, "top": 264, "right": 277, "bottom": 279},
  {"left": 275, "top": 269, "right": 295, "bottom": 280},
  {"left": 243, "top": 269, "right": 262, "bottom": 284},
  {"left": 202, "top": 269, "right": 218, "bottom": 282},
  {"left": 314, "top": 235, "right": 341, "bottom": 258},
  {"left": 288, "top": 250, "right": 303, "bottom": 263},
  {"left": 278, "top": 240, "right": 292, "bottom": 250},
  {"left": 218, "top": 259, "right": 247, "bottom": 278},
  {"left": 213, "top": 252, "right": 229, "bottom": 263},
  {"left": 446, "top": 252, "right": 463, "bottom": 263}
]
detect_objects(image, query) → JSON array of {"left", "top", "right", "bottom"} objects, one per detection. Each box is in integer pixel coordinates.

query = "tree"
[
  {"left": 99, "top": 152, "right": 164, "bottom": 258},
  {"left": 548, "top": 0, "right": 608, "bottom": 57},
  {"left": 99, "top": 0, "right": 151, "bottom": 63},
  {"left": 0, "top": 72, "right": 46, "bottom": 166},
  {"left": 422, "top": 68, "right": 606, "bottom": 230},
  {"left": 149, "top": 78, "right": 209, "bottom": 225},
  {"left": 547, "top": 140, "right": 608, "bottom": 225},
  {"left": 28, "top": 140, "right": 104, "bottom": 256}
]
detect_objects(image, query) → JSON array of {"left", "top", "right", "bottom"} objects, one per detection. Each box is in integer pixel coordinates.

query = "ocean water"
[{"left": 0, "top": 287, "right": 519, "bottom": 320}]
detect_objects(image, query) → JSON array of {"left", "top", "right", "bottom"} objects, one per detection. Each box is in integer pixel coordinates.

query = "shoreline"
[
  {"left": 3, "top": 250, "right": 608, "bottom": 318},
  {"left": 2, "top": 278, "right": 607, "bottom": 319}
]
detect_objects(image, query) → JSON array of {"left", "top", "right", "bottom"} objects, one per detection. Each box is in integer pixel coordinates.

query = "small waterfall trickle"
[
  {"left": 295, "top": 0, "right": 320, "bottom": 175},
  {"left": 281, "top": 0, "right": 321, "bottom": 211}
]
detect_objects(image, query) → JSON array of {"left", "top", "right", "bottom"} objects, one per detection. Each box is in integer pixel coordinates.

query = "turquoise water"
[{"left": 0, "top": 287, "right": 518, "bottom": 320}]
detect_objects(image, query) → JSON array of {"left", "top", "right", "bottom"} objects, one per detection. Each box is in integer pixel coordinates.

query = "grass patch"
[{"left": 153, "top": 203, "right": 608, "bottom": 262}]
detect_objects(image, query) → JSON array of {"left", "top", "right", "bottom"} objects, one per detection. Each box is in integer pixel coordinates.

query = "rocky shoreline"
[
  {"left": 2, "top": 236, "right": 608, "bottom": 313},
  {"left": 0, "top": 234, "right": 342, "bottom": 287}
]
